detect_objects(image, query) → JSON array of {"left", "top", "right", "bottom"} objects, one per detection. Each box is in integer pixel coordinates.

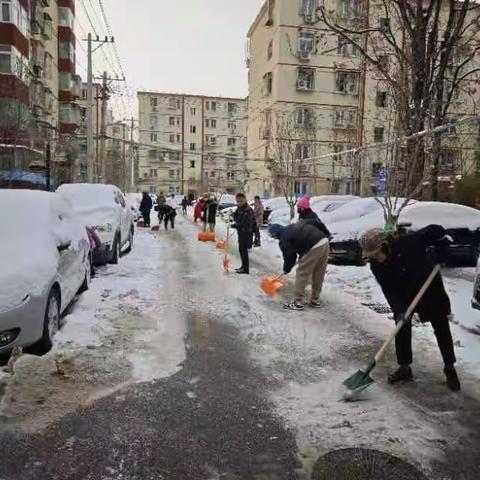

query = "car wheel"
[
  {"left": 124, "top": 226, "right": 134, "bottom": 254},
  {"left": 109, "top": 235, "right": 121, "bottom": 265},
  {"left": 36, "top": 288, "right": 60, "bottom": 353},
  {"left": 78, "top": 257, "right": 91, "bottom": 293}
]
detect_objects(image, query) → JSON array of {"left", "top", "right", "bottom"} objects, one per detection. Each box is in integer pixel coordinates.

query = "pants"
[
  {"left": 164, "top": 216, "right": 175, "bottom": 230},
  {"left": 294, "top": 242, "right": 330, "bottom": 302},
  {"left": 182, "top": 206, "right": 187, "bottom": 215},
  {"left": 207, "top": 223, "right": 215, "bottom": 232},
  {"left": 142, "top": 211, "right": 151, "bottom": 227},
  {"left": 238, "top": 232, "right": 250, "bottom": 272},
  {"left": 395, "top": 313, "right": 456, "bottom": 366},
  {"left": 253, "top": 224, "right": 261, "bottom": 245}
]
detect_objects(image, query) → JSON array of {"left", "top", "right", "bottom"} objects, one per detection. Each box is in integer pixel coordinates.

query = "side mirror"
[{"left": 57, "top": 241, "right": 71, "bottom": 252}]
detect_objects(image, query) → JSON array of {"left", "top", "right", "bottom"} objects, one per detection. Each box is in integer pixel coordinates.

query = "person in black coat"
[
  {"left": 269, "top": 219, "right": 330, "bottom": 310},
  {"left": 181, "top": 196, "right": 188, "bottom": 215},
  {"left": 202, "top": 196, "right": 218, "bottom": 232},
  {"left": 162, "top": 204, "right": 176, "bottom": 230},
  {"left": 139, "top": 192, "right": 153, "bottom": 227},
  {"left": 360, "top": 225, "right": 460, "bottom": 391},
  {"left": 232, "top": 193, "right": 254, "bottom": 274}
]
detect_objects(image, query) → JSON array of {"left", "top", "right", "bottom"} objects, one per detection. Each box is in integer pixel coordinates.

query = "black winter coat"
[
  {"left": 298, "top": 209, "right": 331, "bottom": 238},
  {"left": 279, "top": 221, "right": 328, "bottom": 274},
  {"left": 202, "top": 200, "right": 218, "bottom": 224},
  {"left": 162, "top": 204, "right": 177, "bottom": 219},
  {"left": 139, "top": 195, "right": 152, "bottom": 214},
  {"left": 370, "top": 225, "right": 451, "bottom": 318},
  {"left": 233, "top": 205, "right": 254, "bottom": 234}
]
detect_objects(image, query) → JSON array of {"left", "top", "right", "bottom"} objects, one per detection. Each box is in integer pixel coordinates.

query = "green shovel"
[{"left": 342, "top": 264, "right": 442, "bottom": 401}]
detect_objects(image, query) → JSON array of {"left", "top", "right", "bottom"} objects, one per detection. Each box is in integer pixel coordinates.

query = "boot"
[
  {"left": 235, "top": 268, "right": 249, "bottom": 275},
  {"left": 387, "top": 365, "right": 413, "bottom": 384},
  {"left": 444, "top": 365, "right": 461, "bottom": 391},
  {"left": 283, "top": 301, "right": 304, "bottom": 311}
]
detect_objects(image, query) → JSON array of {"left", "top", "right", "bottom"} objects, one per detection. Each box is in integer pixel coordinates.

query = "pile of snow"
[{"left": 0, "top": 190, "right": 86, "bottom": 311}]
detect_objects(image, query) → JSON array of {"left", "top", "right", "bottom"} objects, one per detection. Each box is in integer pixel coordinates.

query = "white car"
[
  {"left": 57, "top": 184, "right": 134, "bottom": 265},
  {"left": 0, "top": 190, "right": 91, "bottom": 354}
]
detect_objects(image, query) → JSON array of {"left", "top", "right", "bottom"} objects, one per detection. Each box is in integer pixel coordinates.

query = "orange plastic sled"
[
  {"left": 260, "top": 275, "right": 285, "bottom": 297},
  {"left": 198, "top": 231, "right": 216, "bottom": 242}
]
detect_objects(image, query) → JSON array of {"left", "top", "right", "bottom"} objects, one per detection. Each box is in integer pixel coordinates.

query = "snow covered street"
[{"left": 0, "top": 216, "right": 480, "bottom": 479}]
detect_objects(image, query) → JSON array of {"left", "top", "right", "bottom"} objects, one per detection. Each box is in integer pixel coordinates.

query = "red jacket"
[{"left": 194, "top": 201, "right": 204, "bottom": 219}]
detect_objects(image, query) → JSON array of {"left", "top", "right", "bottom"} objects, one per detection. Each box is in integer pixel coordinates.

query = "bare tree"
[{"left": 317, "top": 0, "right": 480, "bottom": 203}]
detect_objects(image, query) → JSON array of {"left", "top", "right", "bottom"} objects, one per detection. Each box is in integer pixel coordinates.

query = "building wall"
[{"left": 137, "top": 92, "right": 247, "bottom": 197}]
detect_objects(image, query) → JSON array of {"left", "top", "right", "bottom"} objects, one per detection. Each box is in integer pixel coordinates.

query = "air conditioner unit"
[
  {"left": 304, "top": 13, "right": 316, "bottom": 24},
  {"left": 299, "top": 51, "right": 312, "bottom": 61}
]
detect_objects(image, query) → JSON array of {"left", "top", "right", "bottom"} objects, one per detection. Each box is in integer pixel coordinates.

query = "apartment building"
[
  {"left": 137, "top": 92, "right": 247, "bottom": 198},
  {"left": 246, "top": 0, "right": 480, "bottom": 199},
  {"left": 0, "top": 0, "right": 81, "bottom": 187}
]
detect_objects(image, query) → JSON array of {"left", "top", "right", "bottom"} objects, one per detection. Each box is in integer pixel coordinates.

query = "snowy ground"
[{"left": 0, "top": 213, "right": 479, "bottom": 479}]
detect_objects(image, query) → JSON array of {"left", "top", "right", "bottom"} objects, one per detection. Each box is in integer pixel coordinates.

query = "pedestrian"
[
  {"left": 203, "top": 195, "right": 218, "bottom": 232},
  {"left": 297, "top": 196, "right": 331, "bottom": 235},
  {"left": 359, "top": 225, "right": 461, "bottom": 391},
  {"left": 163, "top": 204, "right": 177, "bottom": 230},
  {"left": 194, "top": 198, "right": 204, "bottom": 223},
  {"left": 252, "top": 195, "right": 264, "bottom": 247},
  {"left": 139, "top": 192, "right": 153, "bottom": 228},
  {"left": 232, "top": 193, "right": 254, "bottom": 274},
  {"left": 268, "top": 217, "right": 330, "bottom": 310},
  {"left": 166, "top": 193, "right": 177, "bottom": 210},
  {"left": 181, "top": 196, "right": 188, "bottom": 215}
]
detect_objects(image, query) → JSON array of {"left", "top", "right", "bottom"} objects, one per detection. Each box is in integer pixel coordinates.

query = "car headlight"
[{"left": 94, "top": 223, "right": 113, "bottom": 233}]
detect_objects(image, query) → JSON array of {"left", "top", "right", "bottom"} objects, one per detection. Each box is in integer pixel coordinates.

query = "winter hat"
[
  {"left": 360, "top": 228, "right": 388, "bottom": 257},
  {"left": 297, "top": 196, "right": 310, "bottom": 210},
  {"left": 268, "top": 223, "right": 285, "bottom": 239}
]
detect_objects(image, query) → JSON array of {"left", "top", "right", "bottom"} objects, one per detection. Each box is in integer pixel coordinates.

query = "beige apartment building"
[
  {"left": 246, "top": 0, "right": 480, "bottom": 199},
  {"left": 137, "top": 92, "right": 247, "bottom": 198}
]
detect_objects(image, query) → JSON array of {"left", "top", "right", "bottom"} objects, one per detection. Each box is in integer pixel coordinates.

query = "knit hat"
[
  {"left": 360, "top": 228, "right": 388, "bottom": 257},
  {"left": 297, "top": 196, "right": 310, "bottom": 210},
  {"left": 268, "top": 223, "right": 285, "bottom": 239}
]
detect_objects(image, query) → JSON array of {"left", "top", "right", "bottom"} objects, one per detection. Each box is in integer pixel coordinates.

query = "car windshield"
[{"left": 57, "top": 185, "right": 115, "bottom": 210}]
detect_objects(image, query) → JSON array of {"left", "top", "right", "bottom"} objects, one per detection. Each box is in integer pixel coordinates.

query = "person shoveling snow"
[{"left": 359, "top": 225, "right": 461, "bottom": 392}]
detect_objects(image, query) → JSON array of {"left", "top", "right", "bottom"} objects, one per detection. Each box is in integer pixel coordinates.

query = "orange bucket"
[
  {"left": 260, "top": 276, "right": 285, "bottom": 297},
  {"left": 216, "top": 240, "right": 226, "bottom": 250}
]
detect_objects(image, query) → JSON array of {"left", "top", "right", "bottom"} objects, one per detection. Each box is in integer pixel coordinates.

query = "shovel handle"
[{"left": 374, "top": 264, "right": 441, "bottom": 364}]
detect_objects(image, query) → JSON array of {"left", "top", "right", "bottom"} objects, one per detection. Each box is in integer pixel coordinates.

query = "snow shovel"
[
  {"left": 260, "top": 274, "right": 285, "bottom": 297},
  {"left": 223, "top": 224, "right": 231, "bottom": 272},
  {"left": 342, "top": 264, "right": 441, "bottom": 401}
]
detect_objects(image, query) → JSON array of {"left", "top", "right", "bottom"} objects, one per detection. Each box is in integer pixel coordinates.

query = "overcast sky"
[{"left": 77, "top": 1, "right": 264, "bottom": 118}]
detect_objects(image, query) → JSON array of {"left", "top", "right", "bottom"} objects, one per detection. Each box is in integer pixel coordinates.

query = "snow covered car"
[
  {"left": 125, "top": 193, "right": 142, "bottom": 221},
  {"left": 472, "top": 256, "right": 480, "bottom": 310},
  {"left": 57, "top": 184, "right": 134, "bottom": 265},
  {"left": 217, "top": 194, "right": 237, "bottom": 212},
  {"left": 0, "top": 190, "right": 91, "bottom": 355},
  {"left": 328, "top": 201, "right": 480, "bottom": 267}
]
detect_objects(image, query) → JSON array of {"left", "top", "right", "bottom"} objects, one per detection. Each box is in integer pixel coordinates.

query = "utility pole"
[
  {"left": 83, "top": 34, "right": 117, "bottom": 183},
  {"left": 99, "top": 71, "right": 109, "bottom": 182},
  {"left": 86, "top": 33, "right": 94, "bottom": 182}
]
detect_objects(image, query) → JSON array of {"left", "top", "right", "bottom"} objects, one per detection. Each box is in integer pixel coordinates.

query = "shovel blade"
[
  {"left": 260, "top": 276, "right": 284, "bottom": 297},
  {"left": 343, "top": 369, "right": 374, "bottom": 392}
]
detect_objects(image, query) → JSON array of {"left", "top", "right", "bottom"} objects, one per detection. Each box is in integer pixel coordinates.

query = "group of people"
[
  {"left": 139, "top": 192, "right": 188, "bottom": 231},
  {"left": 138, "top": 190, "right": 461, "bottom": 392}
]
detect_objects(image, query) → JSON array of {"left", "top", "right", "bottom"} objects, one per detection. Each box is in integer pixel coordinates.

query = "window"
[
  {"left": 191, "top": 107, "right": 196, "bottom": 115},
  {"left": 263, "top": 72, "right": 273, "bottom": 95},
  {"left": 228, "top": 138, "right": 237, "bottom": 147},
  {"left": 206, "top": 100, "right": 217, "bottom": 111},
  {"left": 81, "top": 88, "right": 87, "bottom": 99},
  {"left": 176, "top": 134, "right": 181, "bottom": 143},
  {"left": 149, "top": 169, "right": 158, "bottom": 178},
  {"left": 149, "top": 149, "right": 161, "bottom": 161},
  {"left": 1, "top": 0, "right": 28, "bottom": 36},
  {"left": 59, "top": 41, "right": 75, "bottom": 63},
  {"left": 371, "top": 162, "right": 382, "bottom": 176},
  {"left": 0, "top": 45, "right": 12, "bottom": 73},
  {"left": 169, "top": 169, "right": 175, "bottom": 179},
  {"left": 228, "top": 120, "right": 237, "bottom": 131},
  {"left": 210, "top": 171, "right": 216, "bottom": 178},
  {"left": 267, "top": 40, "right": 273, "bottom": 60},
  {"left": 169, "top": 116, "right": 175, "bottom": 126},
  {"left": 2, "top": 2, "right": 10, "bottom": 22},
  {"left": 144, "top": 172, "right": 148, "bottom": 179},
  {"left": 169, "top": 134, "right": 175, "bottom": 143},
  {"left": 338, "top": 0, "right": 361, "bottom": 20},
  {"left": 150, "top": 186, "right": 157, "bottom": 194},
  {"left": 295, "top": 143, "right": 309, "bottom": 160},
  {"left": 297, "top": 107, "right": 314, "bottom": 126},
  {"left": 169, "top": 97, "right": 180, "bottom": 109},
  {"left": 150, "top": 97, "right": 158, "bottom": 107},
  {"left": 228, "top": 102, "right": 238, "bottom": 114},
  {"left": 335, "top": 71, "right": 359, "bottom": 94},
  {"left": 300, "top": 0, "right": 318, "bottom": 22},
  {"left": 151, "top": 133, "right": 158, "bottom": 142},
  {"left": 206, "top": 135, "right": 217, "bottom": 146},
  {"left": 336, "top": 36, "right": 358, "bottom": 56},
  {"left": 169, "top": 151, "right": 181, "bottom": 161},
  {"left": 190, "top": 125, "right": 196, "bottom": 133},
  {"left": 379, "top": 17, "right": 390, "bottom": 30},
  {"left": 334, "top": 109, "right": 357, "bottom": 128},
  {"left": 190, "top": 160, "right": 195, "bottom": 168},
  {"left": 59, "top": 6, "right": 74, "bottom": 29},
  {"left": 190, "top": 143, "right": 196, "bottom": 151},
  {"left": 374, "top": 127, "right": 384, "bottom": 143},
  {"left": 297, "top": 67, "right": 315, "bottom": 91},
  {"left": 227, "top": 172, "right": 236, "bottom": 181},
  {"left": 206, "top": 118, "right": 217, "bottom": 129},
  {"left": 298, "top": 31, "right": 315, "bottom": 57},
  {"left": 376, "top": 91, "right": 387, "bottom": 107},
  {"left": 150, "top": 115, "right": 158, "bottom": 129},
  {"left": 378, "top": 55, "right": 389, "bottom": 70}
]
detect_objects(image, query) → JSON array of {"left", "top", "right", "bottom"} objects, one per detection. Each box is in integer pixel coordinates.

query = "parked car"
[
  {"left": 125, "top": 193, "right": 142, "bottom": 221},
  {"left": 57, "top": 184, "right": 134, "bottom": 265},
  {"left": 0, "top": 190, "right": 91, "bottom": 355},
  {"left": 473, "top": 257, "right": 480, "bottom": 310},
  {"left": 328, "top": 201, "right": 480, "bottom": 267}
]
